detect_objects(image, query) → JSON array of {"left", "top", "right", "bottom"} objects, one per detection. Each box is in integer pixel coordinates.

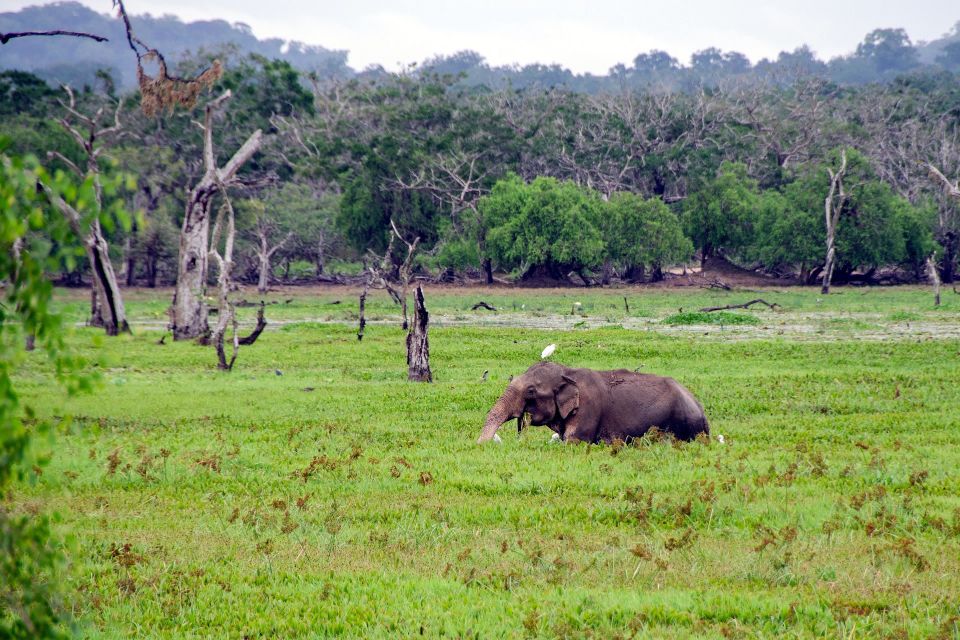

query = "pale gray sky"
[{"left": 6, "top": 0, "right": 960, "bottom": 73}]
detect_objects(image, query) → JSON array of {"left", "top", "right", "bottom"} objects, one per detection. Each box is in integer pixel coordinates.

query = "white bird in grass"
[
  {"left": 717, "top": 434, "right": 725, "bottom": 444},
  {"left": 541, "top": 343, "right": 557, "bottom": 359}
]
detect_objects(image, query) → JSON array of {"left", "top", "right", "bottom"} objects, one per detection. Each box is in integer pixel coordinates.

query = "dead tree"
[
  {"left": 406, "top": 285, "right": 432, "bottom": 382},
  {"left": 390, "top": 219, "right": 420, "bottom": 330},
  {"left": 48, "top": 85, "right": 130, "bottom": 334},
  {"left": 396, "top": 151, "right": 492, "bottom": 282},
  {"left": 254, "top": 213, "right": 292, "bottom": 294},
  {"left": 926, "top": 160, "right": 960, "bottom": 283},
  {"left": 171, "top": 90, "right": 262, "bottom": 341},
  {"left": 821, "top": 149, "right": 848, "bottom": 295},
  {"left": 207, "top": 194, "right": 266, "bottom": 370}
]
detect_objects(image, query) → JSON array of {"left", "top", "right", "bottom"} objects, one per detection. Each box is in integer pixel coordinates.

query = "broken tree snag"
[
  {"left": 40, "top": 181, "right": 130, "bottom": 335},
  {"left": 623, "top": 296, "right": 630, "bottom": 313},
  {"left": 699, "top": 299, "right": 781, "bottom": 312},
  {"left": 471, "top": 301, "right": 497, "bottom": 311},
  {"left": 406, "top": 285, "right": 432, "bottom": 382},
  {"left": 357, "top": 284, "right": 368, "bottom": 341},
  {"left": 238, "top": 302, "right": 268, "bottom": 345},
  {"left": 927, "top": 254, "right": 942, "bottom": 307}
]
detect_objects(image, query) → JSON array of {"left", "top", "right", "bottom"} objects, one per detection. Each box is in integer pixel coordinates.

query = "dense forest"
[{"left": 2, "top": 4, "right": 960, "bottom": 300}]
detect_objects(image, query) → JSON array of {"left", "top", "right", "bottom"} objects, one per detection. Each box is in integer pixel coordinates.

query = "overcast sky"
[{"left": 7, "top": 0, "right": 960, "bottom": 73}]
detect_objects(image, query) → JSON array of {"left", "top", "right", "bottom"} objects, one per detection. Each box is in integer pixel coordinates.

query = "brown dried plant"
[{"left": 113, "top": 0, "right": 222, "bottom": 116}]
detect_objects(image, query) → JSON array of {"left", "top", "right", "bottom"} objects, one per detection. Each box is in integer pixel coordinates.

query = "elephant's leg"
[{"left": 561, "top": 412, "right": 599, "bottom": 443}]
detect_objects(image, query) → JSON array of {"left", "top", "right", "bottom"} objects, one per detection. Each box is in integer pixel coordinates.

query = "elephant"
[{"left": 477, "top": 361, "right": 708, "bottom": 444}]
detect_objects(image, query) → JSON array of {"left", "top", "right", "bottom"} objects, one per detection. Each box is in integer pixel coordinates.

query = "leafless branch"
[{"left": 1, "top": 30, "right": 107, "bottom": 44}]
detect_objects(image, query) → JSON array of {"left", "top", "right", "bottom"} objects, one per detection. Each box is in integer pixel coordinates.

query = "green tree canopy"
[
  {"left": 682, "top": 161, "right": 758, "bottom": 265},
  {"left": 482, "top": 174, "right": 604, "bottom": 279}
]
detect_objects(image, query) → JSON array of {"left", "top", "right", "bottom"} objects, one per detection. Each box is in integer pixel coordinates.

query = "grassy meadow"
[{"left": 11, "top": 285, "right": 960, "bottom": 638}]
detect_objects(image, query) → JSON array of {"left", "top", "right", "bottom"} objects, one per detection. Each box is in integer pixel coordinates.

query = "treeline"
[
  {"left": 2, "top": 42, "right": 959, "bottom": 290},
  {"left": 3, "top": 3, "right": 960, "bottom": 91}
]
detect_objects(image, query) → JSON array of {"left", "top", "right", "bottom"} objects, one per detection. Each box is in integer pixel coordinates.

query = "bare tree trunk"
[
  {"left": 821, "top": 149, "right": 848, "bottom": 295},
  {"left": 123, "top": 233, "right": 136, "bottom": 287},
  {"left": 406, "top": 285, "right": 432, "bottom": 382},
  {"left": 482, "top": 256, "right": 493, "bottom": 285},
  {"left": 255, "top": 223, "right": 290, "bottom": 294},
  {"left": 927, "top": 254, "right": 942, "bottom": 306},
  {"left": 86, "top": 218, "right": 129, "bottom": 335},
  {"left": 939, "top": 231, "right": 957, "bottom": 284},
  {"left": 173, "top": 197, "right": 212, "bottom": 340},
  {"left": 146, "top": 252, "right": 158, "bottom": 288},
  {"left": 257, "top": 251, "right": 270, "bottom": 294},
  {"left": 170, "top": 90, "right": 262, "bottom": 341},
  {"left": 601, "top": 258, "right": 612, "bottom": 286}
]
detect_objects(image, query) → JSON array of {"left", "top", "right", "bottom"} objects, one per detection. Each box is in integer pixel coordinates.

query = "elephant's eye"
[{"left": 526, "top": 386, "right": 536, "bottom": 397}]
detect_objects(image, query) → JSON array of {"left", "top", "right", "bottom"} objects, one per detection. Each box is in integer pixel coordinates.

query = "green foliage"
[
  {"left": 661, "top": 311, "right": 760, "bottom": 325},
  {"left": 604, "top": 192, "right": 692, "bottom": 270},
  {"left": 682, "top": 162, "right": 758, "bottom": 262},
  {"left": 0, "top": 71, "right": 57, "bottom": 116},
  {"left": 0, "top": 149, "right": 91, "bottom": 638},
  {"left": 749, "top": 189, "right": 822, "bottom": 273},
  {"left": 483, "top": 175, "right": 605, "bottom": 277}
]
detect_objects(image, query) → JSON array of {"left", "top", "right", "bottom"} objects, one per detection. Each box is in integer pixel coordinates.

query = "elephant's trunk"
[{"left": 477, "top": 382, "right": 523, "bottom": 443}]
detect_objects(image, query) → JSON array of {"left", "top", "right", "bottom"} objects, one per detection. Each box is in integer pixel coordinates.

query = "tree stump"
[{"left": 406, "top": 285, "right": 432, "bottom": 382}]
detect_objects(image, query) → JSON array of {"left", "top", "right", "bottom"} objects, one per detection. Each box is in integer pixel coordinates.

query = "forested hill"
[
  {"left": 3, "top": 3, "right": 960, "bottom": 92},
  {"left": 0, "top": 2, "right": 352, "bottom": 89}
]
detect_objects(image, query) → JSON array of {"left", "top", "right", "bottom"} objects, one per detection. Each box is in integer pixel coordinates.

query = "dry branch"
[
  {"left": 238, "top": 302, "right": 268, "bottom": 345},
  {"left": 699, "top": 299, "right": 781, "bottom": 312},
  {"left": 699, "top": 279, "right": 731, "bottom": 291},
  {"left": 1, "top": 30, "right": 107, "bottom": 44}
]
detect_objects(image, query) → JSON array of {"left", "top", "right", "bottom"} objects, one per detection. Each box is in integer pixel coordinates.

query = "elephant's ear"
[{"left": 556, "top": 375, "right": 580, "bottom": 419}]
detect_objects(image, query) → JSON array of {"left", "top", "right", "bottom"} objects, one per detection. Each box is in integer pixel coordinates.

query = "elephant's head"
[{"left": 477, "top": 362, "right": 579, "bottom": 443}]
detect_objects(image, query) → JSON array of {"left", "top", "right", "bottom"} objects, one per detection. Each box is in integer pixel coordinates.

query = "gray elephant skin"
[{"left": 477, "top": 361, "right": 709, "bottom": 444}]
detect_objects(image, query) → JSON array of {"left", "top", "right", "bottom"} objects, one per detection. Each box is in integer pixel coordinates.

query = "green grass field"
[{"left": 12, "top": 285, "right": 960, "bottom": 638}]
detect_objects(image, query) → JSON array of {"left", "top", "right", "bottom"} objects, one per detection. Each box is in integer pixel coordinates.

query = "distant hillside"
[
  {"left": 2, "top": 3, "right": 959, "bottom": 93},
  {"left": 0, "top": 2, "right": 352, "bottom": 89}
]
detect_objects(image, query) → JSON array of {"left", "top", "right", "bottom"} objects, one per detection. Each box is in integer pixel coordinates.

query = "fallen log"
[
  {"left": 699, "top": 299, "right": 781, "bottom": 312},
  {"left": 471, "top": 301, "right": 497, "bottom": 311}
]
